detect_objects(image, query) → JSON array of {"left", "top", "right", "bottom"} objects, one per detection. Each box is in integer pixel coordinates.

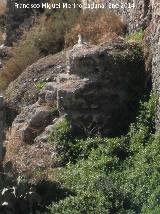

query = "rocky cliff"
[
  {"left": 3, "top": 0, "right": 159, "bottom": 172},
  {"left": 83, "top": 0, "right": 160, "bottom": 129},
  {"left": 6, "top": 42, "right": 146, "bottom": 137},
  {"left": 150, "top": 0, "right": 160, "bottom": 128},
  {"left": 4, "top": 41, "right": 146, "bottom": 171},
  {"left": 0, "top": 1, "right": 159, "bottom": 212}
]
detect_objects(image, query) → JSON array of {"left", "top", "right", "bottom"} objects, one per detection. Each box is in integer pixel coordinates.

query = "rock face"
[
  {"left": 9, "top": 42, "right": 146, "bottom": 138},
  {"left": 0, "top": 96, "right": 5, "bottom": 163},
  {"left": 5, "top": 0, "right": 159, "bottom": 128},
  {"left": 13, "top": 103, "right": 52, "bottom": 143},
  {"left": 150, "top": 0, "right": 160, "bottom": 128},
  {"left": 0, "top": 96, "right": 5, "bottom": 143},
  {"left": 5, "top": 42, "right": 146, "bottom": 172},
  {"left": 58, "top": 43, "right": 146, "bottom": 136},
  {"left": 83, "top": 0, "right": 160, "bottom": 129},
  {"left": 5, "top": 51, "right": 66, "bottom": 112}
]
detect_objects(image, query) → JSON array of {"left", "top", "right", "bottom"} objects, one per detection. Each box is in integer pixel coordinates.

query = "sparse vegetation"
[
  {"left": 65, "top": 9, "right": 126, "bottom": 46},
  {"left": 48, "top": 116, "right": 75, "bottom": 164},
  {"left": 0, "top": 36, "right": 40, "bottom": 89},
  {"left": 35, "top": 81, "right": 46, "bottom": 91},
  {"left": 126, "top": 29, "right": 144, "bottom": 43},
  {"left": 0, "top": 1, "right": 6, "bottom": 16},
  {"left": 0, "top": 0, "right": 80, "bottom": 90}
]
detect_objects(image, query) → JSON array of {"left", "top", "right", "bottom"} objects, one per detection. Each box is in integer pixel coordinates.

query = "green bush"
[
  {"left": 49, "top": 107, "right": 59, "bottom": 117},
  {"left": 48, "top": 116, "right": 75, "bottom": 163},
  {"left": 126, "top": 29, "right": 144, "bottom": 43},
  {"left": 35, "top": 0, "right": 80, "bottom": 55},
  {"left": 35, "top": 81, "right": 46, "bottom": 91},
  {"left": 47, "top": 92, "right": 160, "bottom": 214},
  {"left": 129, "top": 92, "right": 156, "bottom": 153}
]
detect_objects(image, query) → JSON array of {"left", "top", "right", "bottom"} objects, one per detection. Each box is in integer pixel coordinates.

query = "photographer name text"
[{"left": 14, "top": 2, "right": 135, "bottom": 10}]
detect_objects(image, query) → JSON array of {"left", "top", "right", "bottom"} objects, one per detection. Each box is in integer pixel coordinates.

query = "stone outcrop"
[
  {"left": 4, "top": 0, "right": 160, "bottom": 172},
  {"left": 14, "top": 103, "right": 52, "bottom": 143},
  {"left": 4, "top": 41, "right": 146, "bottom": 172},
  {"left": 5, "top": 51, "right": 66, "bottom": 112},
  {"left": 0, "top": 96, "right": 5, "bottom": 143},
  {"left": 7, "top": 42, "right": 146, "bottom": 140},
  {"left": 150, "top": 0, "right": 160, "bottom": 129},
  {"left": 58, "top": 43, "right": 146, "bottom": 136},
  {"left": 83, "top": 0, "right": 160, "bottom": 129}
]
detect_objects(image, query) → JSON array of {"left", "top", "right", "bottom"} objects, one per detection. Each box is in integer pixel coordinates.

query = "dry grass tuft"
[
  {"left": 0, "top": 27, "right": 41, "bottom": 90},
  {"left": 65, "top": 10, "right": 126, "bottom": 46},
  {"left": 0, "top": 1, "right": 6, "bottom": 15},
  {"left": 4, "top": 127, "right": 59, "bottom": 181},
  {"left": 4, "top": 128, "right": 23, "bottom": 161},
  {"left": 0, "top": 8, "right": 125, "bottom": 91}
]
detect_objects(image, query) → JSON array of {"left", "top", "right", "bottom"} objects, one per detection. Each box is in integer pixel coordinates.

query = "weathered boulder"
[
  {"left": 12, "top": 103, "right": 52, "bottom": 143},
  {"left": 5, "top": 51, "right": 65, "bottom": 112},
  {"left": 7, "top": 42, "right": 146, "bottom": 138},
  {"left": 4, "top": 41, "right": 147, "bottom": 173},
  {"left": 38, "top": 82, "right": 57, "bottom": 105},
  {"left": 34, "top": 121, "right": 58, "bottom": 144}
]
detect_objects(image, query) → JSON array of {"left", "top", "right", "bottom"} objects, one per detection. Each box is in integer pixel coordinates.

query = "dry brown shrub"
[
  {"left": 0, "top": 27, "right": 40, "bottom": 90},
  {"left": 65, "top": 9, "right": 126, "bottom": 46},
  {"left": 4, "top": 128, "right": 23, "bottom": 160},
  {"left": 0, "top": 8, "right": 125, "bottom": 91},
  {"left": 0, "top": 5, "right": 78, "bottom": 90},
  {"left": 4, "top": 127, "right": 59, "bottom": 181},
  {"left": 0, "top": 1, "right": 6, "bottom": 15},
  {"left": 0, "top": 31, "right": 4, "bottom": 44}
]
